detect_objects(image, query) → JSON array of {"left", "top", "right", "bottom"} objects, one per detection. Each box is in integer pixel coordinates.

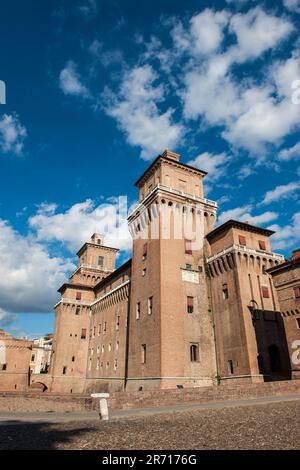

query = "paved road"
[{"left": 1, "top": 393, "right": 300, "bottom": 425}]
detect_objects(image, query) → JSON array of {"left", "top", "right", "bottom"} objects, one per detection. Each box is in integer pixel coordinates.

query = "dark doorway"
[{"left": 268, "top": 344, "right": 281, "bottom": 372}]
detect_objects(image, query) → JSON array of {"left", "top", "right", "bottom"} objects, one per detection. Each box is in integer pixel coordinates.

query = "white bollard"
[{"left": 91, "top": 393, "right": 110, "bottom": 420}]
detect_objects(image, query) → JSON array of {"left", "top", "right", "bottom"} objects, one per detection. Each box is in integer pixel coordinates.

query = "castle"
[{"left": 1, "top": 149, "right": 299, "bottom": 394}]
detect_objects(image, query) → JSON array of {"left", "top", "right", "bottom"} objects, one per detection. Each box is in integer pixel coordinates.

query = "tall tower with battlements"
[{"left": 126, "top": 149, "right": 218, "bottom": 390}]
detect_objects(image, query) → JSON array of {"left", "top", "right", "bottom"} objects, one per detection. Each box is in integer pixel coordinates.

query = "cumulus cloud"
[
  {"left": 180, "top": 7, "right": 295, "bottom": 155},
  {"left": 283, "top": 0, "right": 300, "bottom": 13},
  {"left": 268, "top": 212, "right": 300, "bottom": 250},
  {"left": 260, "top": 181, "right": 300, "bottom": 205},
  {"left": 104, "top": 65, "right": 184, "bottom": 159},
  {"left": 59, "top": 61, "right": 89, "bottom": 97},
  {"left": 189, "top": 9, "right": 230, "bottom": 55},
  {"left": 229, "top": 7, "right": 293, "bottom": 62},
  {"left": 29, "top": 198, "right": 132, "bottom": 253},
  {"left": 0, "top": 113, "right": 27, "bottom": 155},
  {"left": 218, "top": 204, "right": 278, "bottom": 225},
  {"left": 0, "top": 219, "right": 74, "bottom": 315}
]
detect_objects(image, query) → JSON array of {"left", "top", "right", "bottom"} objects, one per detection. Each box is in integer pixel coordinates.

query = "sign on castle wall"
[{"left": 182, "top": 269, "right": 200, "bottom": 284}]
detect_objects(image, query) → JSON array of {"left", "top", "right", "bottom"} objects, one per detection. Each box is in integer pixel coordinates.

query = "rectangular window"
[
  {"left": 259, "top": 240, "right": 266, "bottom": 251},
  {"left": 142, "top": 243, "right": 147, "bottom": 260},
  {"left": 262, "top": 286, "right": 270, "bottom": 298},
  {"left": 228, "top": 360, "right": 234, "bottom": 374},
  {"left": 76, "top": 292, "right": 82, "bottom": 301},
  {"left": 136, "top": 302, "right": 141, "bottom": 320},
  {"left": 75, "top": 306, "right": 80, "bottom": 315},
  {"left": 187, "top": 296, "right": 194, "bottom": 314},
  {"left": 296, "top": 318, "right": 300, "bottom": 329},
  {"left": 98, "top": 256, "right": 104, "bottom": 266},
  {"left": 2, "top": 364, "right": 7, "bottom": 371},
  {"left": 185, "top": 239, "right": 193, "bottom": 255},
  {"left": 239, "top": 235, "right": 247, "bottom": 246},
  {"left": 103, "top": 322, "right": 107, "bottom": 333},
  {"left": 62, "top": 366, "right": 67, "bottom": 375},
  {"left": 190, "top": 344, "right": 199, "bottom": 362},
  {"left": 81, "top": 328, "right": 87, "bottom": 339},
  {"left": 141, "top": 344, "right": 146, "bottom": 364},
  {"left": 31, "top": 354, "right": 35, "bottom": 361},
  {"left": 294, "top": 286, "right": 300, "bottom": 299},
  {"left": 223, "top": 287, "right": 229, "bottom": 300},
  {"left": 148, "top": 297, "right": 153, "bottom": 315}
]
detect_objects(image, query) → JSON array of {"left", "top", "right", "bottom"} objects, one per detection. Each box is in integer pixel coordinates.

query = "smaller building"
[
  {"left": 0, "top": 329, "right": 32, "bottom": 391},
  {"left": 30, "top": 334, "right": 53, "bottom": 375},
  {"left": 268, "top": 249, "right": 300, "bottom": 379}
]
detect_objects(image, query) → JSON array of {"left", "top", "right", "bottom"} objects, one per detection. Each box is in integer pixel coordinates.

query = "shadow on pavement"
[{"left": 0, "top": 421, "right": 95, "bottom": 450}]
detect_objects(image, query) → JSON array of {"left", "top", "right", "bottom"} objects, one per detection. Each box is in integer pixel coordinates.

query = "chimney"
[{"left": 162, "top": 149, "right": 180, "bottom": 162}]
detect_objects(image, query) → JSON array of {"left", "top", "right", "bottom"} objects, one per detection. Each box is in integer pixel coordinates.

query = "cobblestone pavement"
[{"left": 0, "top": 399, "right": 300, "bottom": 450}]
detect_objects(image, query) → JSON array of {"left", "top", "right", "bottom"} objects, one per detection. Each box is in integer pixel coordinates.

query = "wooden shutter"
[
  {"left": 259, "top": 240, "right": 266, "bottom": 250},
  {"left": 262, "top": 286, "right": 270, "bottom": 298},
  {"left": 294, "top": 286, "right": 300, "bottom": 299},
  {"left": 239, "top": 235, "right": 247, "bottom": 246},
  {"left": 185, "top": 239, "right": 193, "bottom": 254}
]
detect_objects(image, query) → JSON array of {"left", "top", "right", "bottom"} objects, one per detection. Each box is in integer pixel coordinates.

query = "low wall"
[
  {"left": 105, "top": 379, "right": 300, "bottom": 410},
  {"left": 1, "top": 380, "right": 300, "bottom": 413},
  {"left": 0, "top": 392, "right": 92, "bottom": 412}
]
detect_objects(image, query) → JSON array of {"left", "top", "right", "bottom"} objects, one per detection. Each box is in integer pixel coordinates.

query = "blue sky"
[{"left": 0, "top": 0, "right": 300, "bottom": 338}]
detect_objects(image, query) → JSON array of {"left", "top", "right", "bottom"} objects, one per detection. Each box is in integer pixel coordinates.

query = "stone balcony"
[
  {"left": 128, "top": 183, "right": 217, "bottom": 219},
  {"left": 206, "top": 243, "right": 285, "bottom": 264}
]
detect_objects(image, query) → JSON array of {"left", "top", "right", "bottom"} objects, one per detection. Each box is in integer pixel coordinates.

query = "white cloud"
[
  {"left": 0, "top": 113, "right": 27, "bottom": 155},
  {"left": 190, "top": 9, "right": 230, "bottom": 55},
  {"left": 218, "top": 204, "right": 278, "bottom": 225},
  {"left": 229, "top": 7, "right": 293, "bottom": 62},
  {"left": 268, "top": 212, "right": 300, "bottom": 250},
  {"left": 29, "top": 198, "right": 132, "bottom": 253},
  {"left": 278, "top": 141, "right": 300, "bottom": 161},
  {"left": 104, "top": 65, "right": 184, "bottom": 160},
  {"left": 260, "top": 181, "right": 300, "bottom": 205},
  {"left": 188, "top": 151, "right": 229, "bottom": 185},
  {"left": 180, "top": 8, "right": 296, "bottom": 155},
  {"left": 59, "top": 61, "right": 88, "bottom": 97},
  {"left": 0, "top": 219, "right": 74, "bottom": 315},
  {"left": 188, "top": 151, "right": 230, "bottom": 194},
  {"left": 283, "top": 0, "right": 300, "bottom": 14}
]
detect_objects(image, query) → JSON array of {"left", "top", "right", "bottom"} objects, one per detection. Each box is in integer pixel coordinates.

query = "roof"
[
  {"left": 206, "top": 219, "right": 275, "bottom": 241},
  {"left": 267, "top": 255, "right": 300, "bottom": 275},
  {"left": 94, "top": 258, "right": 132, "bottom": 293},
  {"left": 58, "top": 282, "right": 94, "bottom": 294},
  {"left": 134, "top": 154, "right": 207, "bottom": 188}
]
